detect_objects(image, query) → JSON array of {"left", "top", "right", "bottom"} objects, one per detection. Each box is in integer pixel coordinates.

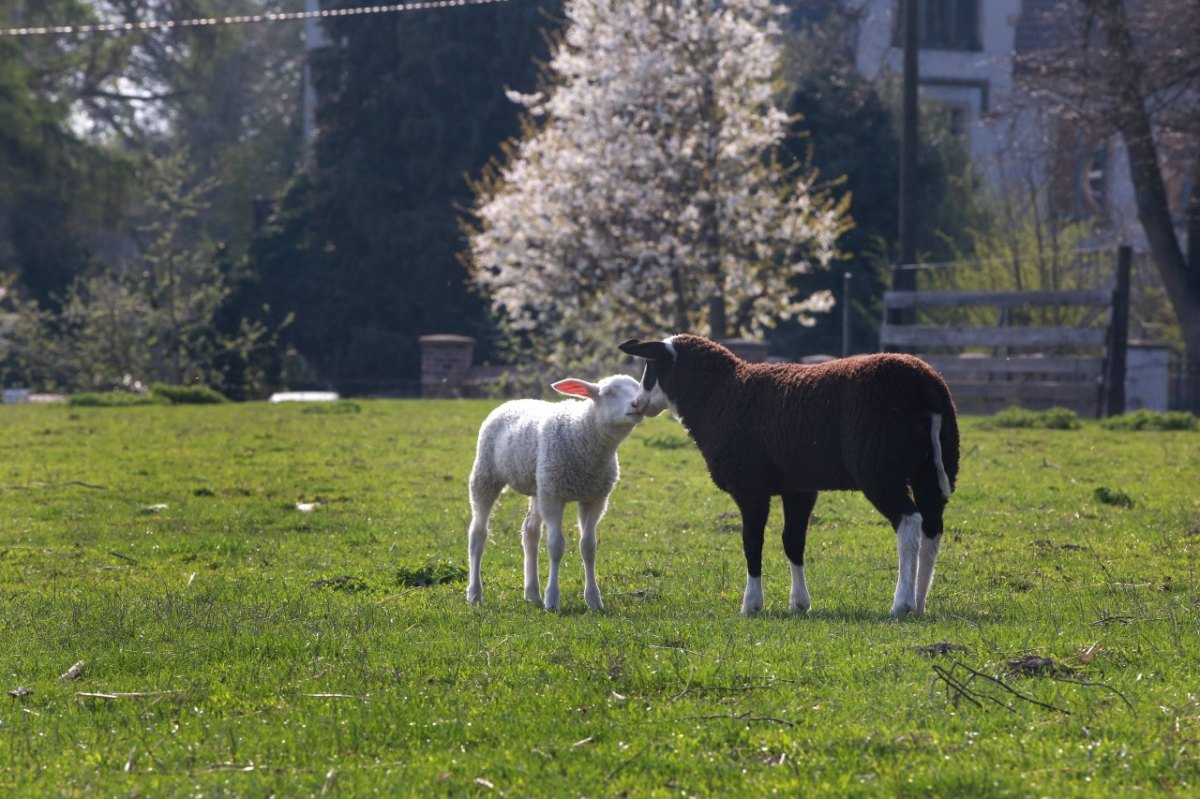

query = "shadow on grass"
[{"left": 747, "top": 606, "right": 1003, "bottom": 625}]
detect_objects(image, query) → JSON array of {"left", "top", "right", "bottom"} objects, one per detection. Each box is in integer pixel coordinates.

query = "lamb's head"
[{"left": 551, "top": 374, "right": 646, "bottom": 429}]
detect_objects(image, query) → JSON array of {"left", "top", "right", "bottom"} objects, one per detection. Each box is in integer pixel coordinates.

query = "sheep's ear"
[
  {"left": 551, "top": 378, "right": 600, "bottom": 400},
  {"left": 619, "top": 339, "right": 672, "bottom": 361}
]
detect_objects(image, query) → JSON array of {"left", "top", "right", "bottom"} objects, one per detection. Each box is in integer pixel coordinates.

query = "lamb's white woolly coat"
[
  {"left": 471, "top": 398, "right": 629, "bottom": 503},
  {"left": 465, "top": 374, "right": 644, "bottom": 611}
]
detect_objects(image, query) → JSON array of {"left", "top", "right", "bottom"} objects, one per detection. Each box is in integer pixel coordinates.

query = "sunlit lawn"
[{"left": 1, "top": 399, "right": 1198, "bottom": 796}]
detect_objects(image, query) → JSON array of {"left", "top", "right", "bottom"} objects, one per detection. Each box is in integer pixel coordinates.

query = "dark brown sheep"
[{"left": 619, "top": 334, "right": 959, "bottom": 616}]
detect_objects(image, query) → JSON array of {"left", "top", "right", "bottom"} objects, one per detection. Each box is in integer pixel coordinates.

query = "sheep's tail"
[
  {"left": 930, "top": 414, "right": 951, "bottom": 498},
  {"left": 926, "top": 378, "right": 960, "bottom": 499}
]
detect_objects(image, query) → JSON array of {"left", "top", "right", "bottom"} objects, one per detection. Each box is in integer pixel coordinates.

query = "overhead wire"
[{"left": 0, "top": 0, "right": 521, "bottom": 38}]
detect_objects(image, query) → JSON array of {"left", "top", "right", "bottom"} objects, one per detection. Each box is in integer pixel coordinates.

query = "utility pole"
[
  {"left": 890, "top": 0, "right": 919, "bottom": 327},
  {"left": 302, "top": 0, "right": 328, "bottom": 166}
]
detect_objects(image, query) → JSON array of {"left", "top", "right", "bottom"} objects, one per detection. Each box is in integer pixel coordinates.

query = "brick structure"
[{"left": 419, "top": 335, "right": 476, "bottom": 398}]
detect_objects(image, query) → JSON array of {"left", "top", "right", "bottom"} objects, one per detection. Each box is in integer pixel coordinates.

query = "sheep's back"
[
  {"left": 473, "top": 400, "right": 546, "bottom": 495},
  {"left": 728, "top": 355, "right": 951, "bottom": 492}
]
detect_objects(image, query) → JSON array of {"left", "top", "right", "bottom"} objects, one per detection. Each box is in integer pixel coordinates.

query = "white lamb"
[{"left": 466, "top": 375, "right": 646, "bottom": 611}]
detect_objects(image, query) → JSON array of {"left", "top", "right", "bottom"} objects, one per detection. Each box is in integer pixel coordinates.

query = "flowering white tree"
[{"left": 466, "top": 0, "right": 847, "bottom": 364}]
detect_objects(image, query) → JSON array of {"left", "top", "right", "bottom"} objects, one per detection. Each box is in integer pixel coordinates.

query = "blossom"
[{"left": 465, "top": 0, "right": 846, "bottom": 365}]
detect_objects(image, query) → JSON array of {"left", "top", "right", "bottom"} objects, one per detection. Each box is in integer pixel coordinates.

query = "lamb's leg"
[
  {"left": 781, "top": 491, "right": 818, "bottom": 614},
  {"left": 521, "top": 497, "right": 543, "bottom": 604},
  {"left": 733, "top": 493, "right": 771, "bottom": 615},
  {"left": 466, "top": 476, "right": 502, "bottom": 605},
  {"left": 578, "top": 498, "right": 607, "bottom": 610},
  {"left": 540, "top": 496, "right": 567, "bottom": 611}
]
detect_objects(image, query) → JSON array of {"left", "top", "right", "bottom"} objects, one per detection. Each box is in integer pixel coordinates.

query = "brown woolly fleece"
[{"left": 658, "top": 335, "right": 959, "bottom": 525}]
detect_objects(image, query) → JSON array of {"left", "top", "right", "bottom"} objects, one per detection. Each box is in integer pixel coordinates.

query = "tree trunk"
[
  {"left": 1182, "top": 158, "right": 1200, "bottom": 412},
  {"left": 1089, "top": 0, "right": 1200, "bottom": 412},
  {"left": 1187, "top": 152, "right": 1200, "bottom": 294}
]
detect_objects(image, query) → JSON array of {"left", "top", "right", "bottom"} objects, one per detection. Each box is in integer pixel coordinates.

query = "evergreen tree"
[{"left": 249, "top": 1, "right": 563, "bottom": 393}]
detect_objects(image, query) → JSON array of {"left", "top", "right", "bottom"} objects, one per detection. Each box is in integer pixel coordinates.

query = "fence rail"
[{"left": 880, "top": 246, "right": 1132, "bottom": 418}]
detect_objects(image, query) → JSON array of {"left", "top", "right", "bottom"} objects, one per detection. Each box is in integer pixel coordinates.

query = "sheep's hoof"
[
  {"left": 889, "top": 602, "right": 915, "bottom": 617},
  {"left": 741, "top": 590, "right": 764, "bottom": 615},
  {"left": 524, "top": 588, "right": 542, "bottom": 604},
  {"left": 789, "top": 599, "right": 811, "bottom": 615},
  {"left": 740, "top": 599, "right": 763, "bottom": 616},
  {"left": 466, "top": 585, "right": 482, "bottom": 605},
  {"left": 543, "top": 589, "right": 561, "bottom": 612}
]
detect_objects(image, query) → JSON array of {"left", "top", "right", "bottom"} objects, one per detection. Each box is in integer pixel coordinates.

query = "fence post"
[
  {"left": 1104, "top": 246, "right": 1132, "bottom": 417},
  {"left": 841, "top": 272, "right": 852, "bottom": 357}
]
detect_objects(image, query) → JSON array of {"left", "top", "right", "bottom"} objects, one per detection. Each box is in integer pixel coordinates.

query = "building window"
[
  {"left": 942, "top": 103, "right": 969, "bottom": 138},
  {"left": 1075, "top": 143, "right": 1109, "bottom": 220},
  {"left": 1050, "top": 122, "right": 1110, "bottom": 221},
  {"left": 893, "top": 0, "right": 982, "bottom": 52}
]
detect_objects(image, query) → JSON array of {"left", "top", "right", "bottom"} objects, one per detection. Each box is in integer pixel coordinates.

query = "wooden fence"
[{"left": 879, "top": 246, "right": 1132, "bottom": 418}]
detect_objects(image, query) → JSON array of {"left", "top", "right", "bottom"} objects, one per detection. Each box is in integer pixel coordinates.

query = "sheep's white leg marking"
[
  {"left": 915, "top": 532, "right": 942, "bottom": 615},
  {"left": 930, "top": 413, "right": 951, "bottom": 498},
  {"left": 741, "top": 575, "right": 764, "bottom": 616},
  {"left": 521, "top": 497, "right": 543, "bottom": 604},
  {"left": 540, "top": 496, "right": 567, "bottom": 611},
  {"left": 578, "top": 499, "right": 606, "bottom": 610},
  {"left": 466, "top": 481, "right": 500, "bottom": 605},
  {"left": 789, "top": 562, "right": 811, "bottom": 614},
  {"left": 890, "top": 513, "right": 923, "bottom": 616}
]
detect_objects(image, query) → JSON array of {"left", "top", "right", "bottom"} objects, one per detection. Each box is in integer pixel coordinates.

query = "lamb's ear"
[
  {"left": 551, "top": 378, "right": 600, "bottom": 400},
  {"left": 619, "top": 339, "right": 673, "bottom": 361}
]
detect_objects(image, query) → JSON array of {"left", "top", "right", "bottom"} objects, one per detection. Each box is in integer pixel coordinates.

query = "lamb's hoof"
[
  {"left": 466, "top": 585, "right": 482, "bottom": 605},
  {"left": 789, "top": 599, "right": 811, "bottom": 615},
  {"left": 584, "top": 591, "right": 604, "bottom": 611},
  {"left": 889, "top": 601, "right": 915, "bottom": 618},
  {"left": 524, "top": 587, "right": 542, "bottom": 604},
  {"left": 543, "top": 588, "right": 561, "bottom": 612}
]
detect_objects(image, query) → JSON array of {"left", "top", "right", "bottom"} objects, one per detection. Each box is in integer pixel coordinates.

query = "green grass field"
[{"left": 1, "top": 400, "right": 1198, "bottom": 797}]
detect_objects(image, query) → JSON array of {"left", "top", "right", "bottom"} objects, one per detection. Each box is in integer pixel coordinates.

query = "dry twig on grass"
[
  {"left": 58, "top": 660, "right": 86, "bottom": 682},
  {"left": 76, "top": 690, "right": 183, "bottom": 700},
  {"left": 932, "top": 660, "right": 1070, "bottom": 715}
]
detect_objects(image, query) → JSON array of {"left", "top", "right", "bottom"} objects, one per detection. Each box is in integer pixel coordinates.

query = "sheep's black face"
[
  {"left": 639, "top": 359, "right": 664, "bottom": 391},
  {"left": 618, "top": 338, "right": 676, "bottom": 417}
]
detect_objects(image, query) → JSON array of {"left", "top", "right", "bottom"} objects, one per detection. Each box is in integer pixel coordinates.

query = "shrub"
[
  {"left": 982, "top": 406, "right": 1082, "bottom": 430},
  {"left": 1094, "top": 486, "right": 1134, "bottom": 508},
  {"left": 301, "top": 402, "right": 361, "bottom": 415},
  {"left": 396, "top": 560, "right": 468, "bottom": 588},
  {"left": 69, "top": 392, "right": 169, "bottom": 407},
  {"left": 150, "top": 383, "right": 228, "bottom": 405},
  {"left": 1100, "top": 409, "right": 1198, "bottom": 431},
  {"left": 310, "top": 575, "right": 371, "bottom": 593}
]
